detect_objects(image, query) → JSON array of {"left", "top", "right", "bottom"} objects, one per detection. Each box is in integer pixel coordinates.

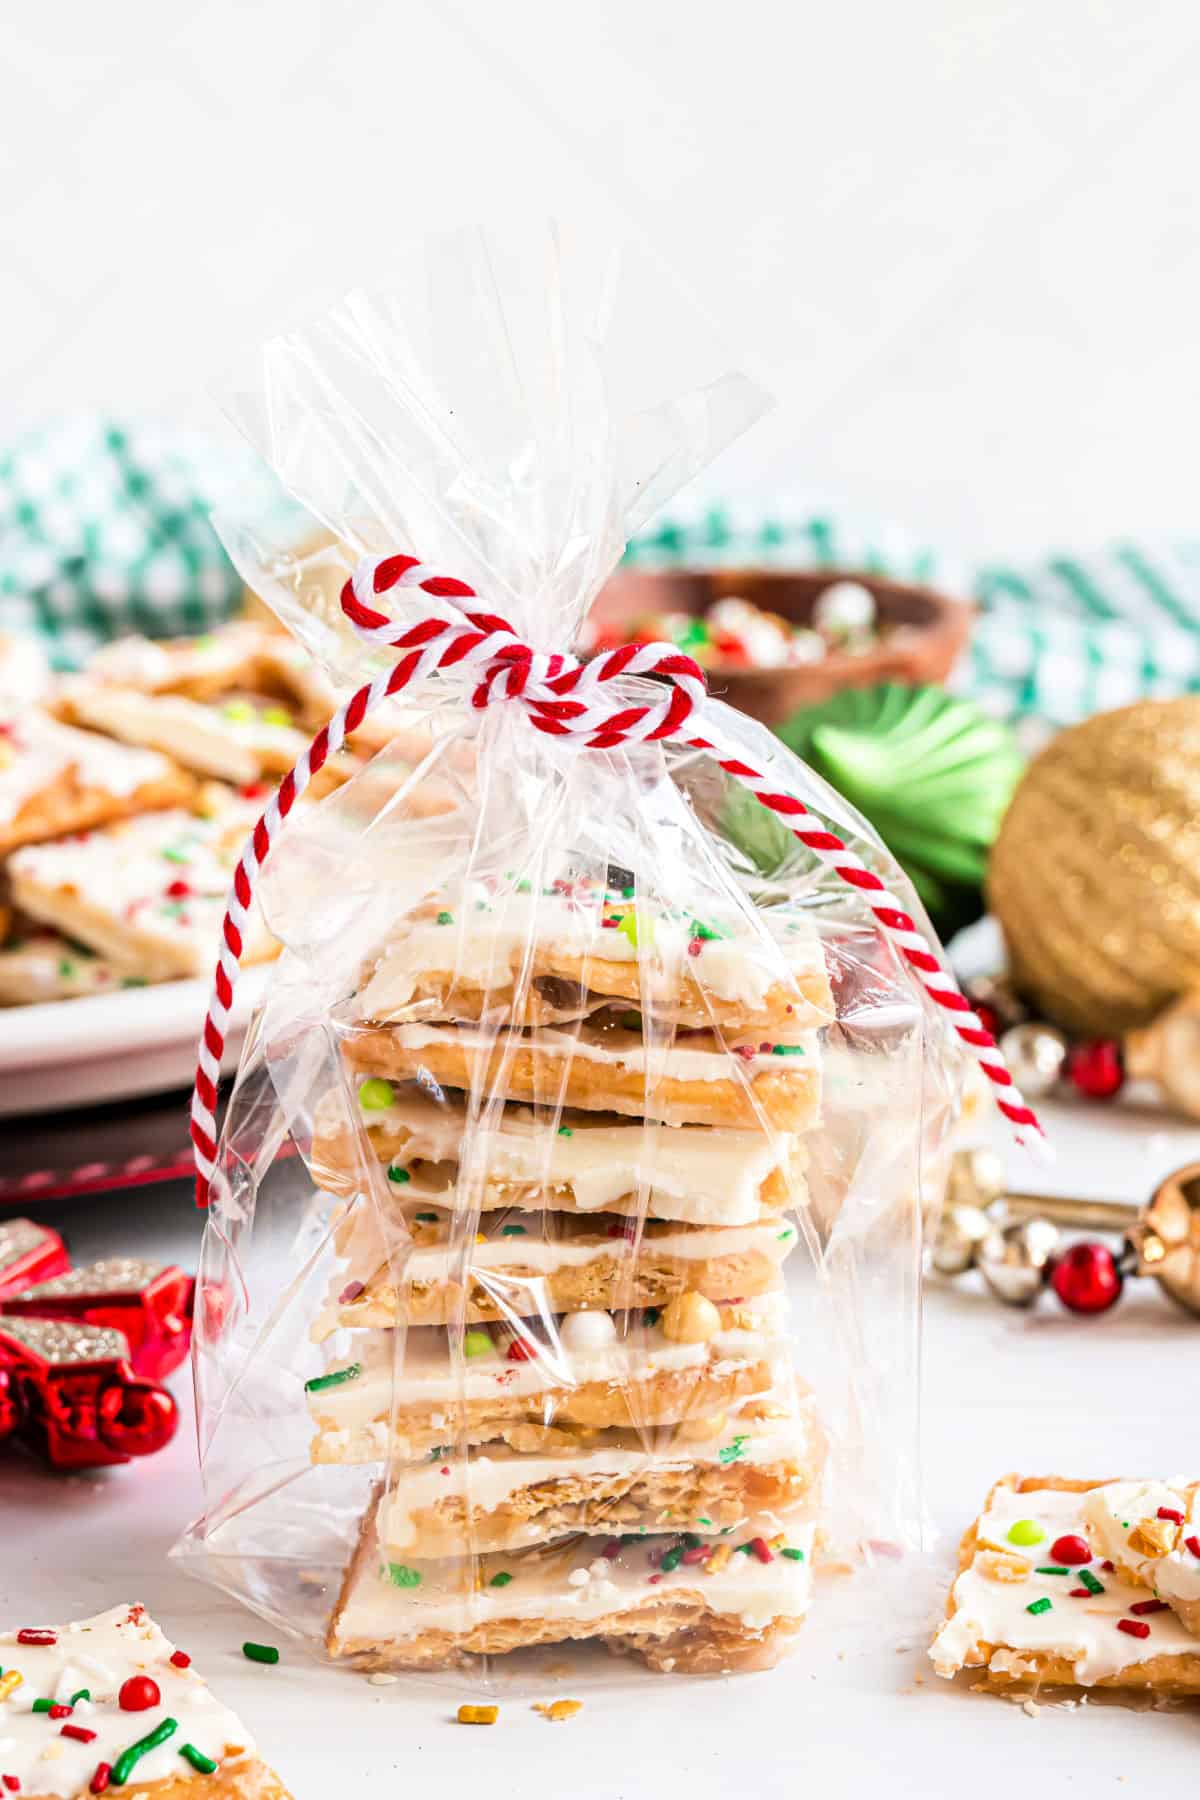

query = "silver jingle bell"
[
  {"left": 945, "top": 1147, "right": 1007, "bottom": 1214},
  {"left": 998, "top": 1022, "right": 1069, "bottom": 1100},
  {"left": 977, "top": 1218, "right": 1060, "bottom": 1306},
  {"left": 932, "top": 1202, "right": 992, "bottom": 1276}
]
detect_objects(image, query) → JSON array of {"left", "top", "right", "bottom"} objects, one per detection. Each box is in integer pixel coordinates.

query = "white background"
[{"left": 2, "top": 0, "right": 1199, "bottom": 557}]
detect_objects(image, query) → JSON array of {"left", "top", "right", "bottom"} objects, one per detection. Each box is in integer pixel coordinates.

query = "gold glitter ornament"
[{"left": 987, "top": 697, "right": 1200, "bottom": 1036}]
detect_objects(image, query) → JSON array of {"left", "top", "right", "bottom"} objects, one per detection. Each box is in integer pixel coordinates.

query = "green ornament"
[{"left": 774, "top": 685, "right": 1023, "bottom": 934}]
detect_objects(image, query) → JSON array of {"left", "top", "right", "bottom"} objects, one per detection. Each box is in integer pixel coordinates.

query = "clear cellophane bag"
[{"left": 175, "top": 225, "right": 962, "bottom": 1686}]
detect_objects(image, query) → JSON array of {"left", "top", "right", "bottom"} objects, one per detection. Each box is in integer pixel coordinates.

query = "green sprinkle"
[
  {"left": 429, "top": 1445, "right": 451, "bottom": 1459},
  {"left": 304, "top": 1362, "right": 361, "bottom": 1394},
  {"left": 718, "top": 1435, "right": 749, "bottom": 1465},
  {"left": 770, "top": 1043, "right": 806, "bottom": 1056},
  {"left": 489, "top": 1572, "right": 513, "bottom": 1588},
  {"left": 688, "top": 919, "right": 724, "bottom": 942},
  {"left": 1078, "top": 1567, "right": 1104, "bottom": 1595},
  {"left": 436, "top": 910, "right": 453, "bottom": 925},
  {"left": 57, "top": 959, "right": 75, "bottom": 978},
  {"left": 359, "top": 1078, "right": 395, "bottom": 1111},
  {"left": 180, "top": 1744, "right": 219, "bottom": 1775},
  {"left": 242, "top": 1642, "right": 280, "bottom": 1664},
  {"left": 1035, "top": 1566, "right": 1070, "bottom": 1576},
  {"left": 617, "top": 910, "right": 653, "bottom": 949},
  {"left": 557, "top": 1126, "right": 573, "bottom": 1137},
  {"left": 32, "top": 1698, "right": 54, "bottom": 1712},
  {"left": 112, "top": 1717, "right": 178, "bottom": 1784},
  {"left": 1026, "top": 1597, "right": 1052, "bottom": 1616},
  {"left": 778, "top": 1227, "right": 794, "bottom": 1241},
  {"left": 736, "top": 1542, "right": 756, "bottom": 1555},
  {"left": 621, "top": 884, "right": 635, "bottom": 899},
  {"left": 696, "top": 1516, "right": 713, "bottom": 1527},
  {"left": 781, "top": 1547, "right": 806, "bottom": 1561},
  {"left": 261, "top": 705, "right": 292, "bottom": 727},
  {"left": 659, "top": 1546, "right": 684, "bottom": 1573},
  {"left": 1006, "top": 1519, "right": 1045, "bottom": 1548},
  {"left": 120, "top": 977, "right": 148, "bottom": 988},
  {"left": 386, "top": 1564, "right": 421, "bottom": 1589},
  {"left": 516, "top": 879, "right": 532, "bottom": 893},
  {"left": 463, "top": 1329, "right": 494, "bottom": 1358},
  {"left": 415, "top": 1211, "right": 439, "bottom": 1222},
  {"left": 161, "top": 843, "right": 191, "bottom": 864},
  {"left": 69, "top": 1689, "right": 90, "bottom": 1706},
  {"left": 501, "top": 1225, "right": 527, "bottom": 1236},
  {"left": 387, "top": 1166, "right": 412, "bottom": 1184}
]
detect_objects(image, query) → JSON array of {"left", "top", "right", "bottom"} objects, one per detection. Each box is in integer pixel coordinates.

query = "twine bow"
[{"left": 190, "top": 551, "right": 1043, "bottom": 1206}]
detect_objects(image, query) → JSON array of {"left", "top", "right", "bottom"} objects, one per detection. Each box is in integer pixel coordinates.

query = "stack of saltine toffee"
[{"left": 308, "top": 867, "right": 833, "bottom": 1673}]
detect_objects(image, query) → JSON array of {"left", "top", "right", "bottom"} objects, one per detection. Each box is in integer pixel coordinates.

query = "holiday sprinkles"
[
  {"left": 932, "top": 1476, "right": 1200, "bottom": 1691},
  {"left": 0, "top": 1604, "right": 291, "bottom": 1797}
]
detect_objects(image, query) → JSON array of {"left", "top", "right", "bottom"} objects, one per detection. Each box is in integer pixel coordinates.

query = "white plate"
[{"left": 0, "top": 964, "right": 269, "bottom": 1115}]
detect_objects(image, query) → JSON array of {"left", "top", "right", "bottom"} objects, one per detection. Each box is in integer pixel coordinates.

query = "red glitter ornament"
[
  {"left": 1066, "top": 1039, "right": 1125, "bottom": 1099},
  {"left": 1049, "top": 1534, "right": 1091, "bottom": 1566},
  {"left": 118, "top": 1675, "right": 160, "bottom": 1712},
  {"left": 1050, "top": 1242, "right": 1122, "bottom": 1314}
]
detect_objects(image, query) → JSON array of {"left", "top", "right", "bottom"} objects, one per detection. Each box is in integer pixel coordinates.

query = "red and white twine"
[{"left": 191, "top": 551, "right": 1043, "bottom": 1206}]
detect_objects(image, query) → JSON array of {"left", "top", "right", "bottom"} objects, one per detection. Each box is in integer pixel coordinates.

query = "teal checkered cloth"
[
  {"left": 0, "top": 419, "right": 285, "bottom": 667},
  {"left": 4, "top": 426, "right": 1199, "bottom": 729}
]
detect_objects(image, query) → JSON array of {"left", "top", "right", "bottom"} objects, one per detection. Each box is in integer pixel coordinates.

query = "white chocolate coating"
[
  {"left": 0, "top": 711, "right": 171, "bottom": 826},
  {"left": 9, "top": 798, "right": 275, "bottom": 979},
  {"left": 63, "top": 686, "right": 309, "bottom": 784},
  {"left": 307, "top": 1296, "right": 786, "bottom": 1442},
  {"left": 336, "top": 1511, "right": 815, "bottom": 1645},
  {"left": 931, "top": 1481, "right": 1200, "bottom": 1684},
  {"left": 360, "top": 1086, "right": 802, "bottom": 1225},
  {"left": 356, "top": 884, "right": 829, "bottom": 1018},
  {"left": 0, "top": 1604, "right": 256, "bottom": 1798},
  {"left": 377, "top": 1388, "right": 816, "bottom": 1551},
  {"left": 1082, "top": 1480, "right": 1200, "bottom": 1613},
  {"left": 379, "top": 1020, "right": 815, "bottom": 1084}
]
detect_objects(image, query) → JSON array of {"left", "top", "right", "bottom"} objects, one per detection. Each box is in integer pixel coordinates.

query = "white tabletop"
[{"left": 2, "top": 1094, "right": 1197, "bottom": 1798}]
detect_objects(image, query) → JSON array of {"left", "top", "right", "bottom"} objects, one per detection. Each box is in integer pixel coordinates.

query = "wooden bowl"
[{"left": 590, "top": 567, "right": 973, "bottom": 727}]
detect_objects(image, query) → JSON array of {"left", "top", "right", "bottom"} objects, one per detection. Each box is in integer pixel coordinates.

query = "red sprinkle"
[
  {"left": 118, "top": 1675, "right": 160, "bottom": 1712},
  {"left": 238, "top": 782, "right": 269, "bottom": 800},
  {"left": 3, "top": 1779, "right": 19, "bottom": 1793},
  {"left": 338, "top": 1281, "right": 365, "bottom": 1304},
  {"left": 165, "top": 879, "right": 192, "bottom": 899},
  {"left": 681, "top": 1544, "right": 712, "bottom": 1565},
  {"left": 1101, "top": 1560, "right": 1115, "bottom": 1572},
  {"left": 748, "top": 1536, "right": 773, "bottom": 1564},
  {"left": 169, "top": 1650, "right": 192, "bottom": 1669},
  {"left": 647, "top": 1574, "right": 662, "bottom": 1584},
  {"left": 16, "top": 1630, "right": 55, "bottom": 1646},
  {"left": 1117, "top": 1619, "right": 1151, "bottom": 1639},
  {"left": 1157, "top": 1507, "right": 1185, "bottom": 1524},
  {"left": 1068, "top": 1588, "right": 1090, "bottom": 1597},
  {"left": 48, "top": 1704, "right": 72, "bottom": 1719},
  {"left": 601, "top": 1540, "right": 621, "bottom": 1559},
  {"left": 61, "top": 1726, "right": 97, "bottom": 1744},
  {"left": 1186, "top": 1536, "right": 1200, "bottom": 1558},
  {"left": 734, "top": 1044, "right": 757, "bottom": 1061},
  {"left": 1129, "top": 1599, "right": 1169, "bottom": 1615},
  {"left": 687, "top": 938, "right": 703, "bottom": 957},
  {"left": 90, "top": 1765, "right": 112, "bottom": 1795},
  {"left": 506, "top": 1337, "right": 535, "bottom": 1362},
  {"left": 1049, "top": 1534, "right": 1091, "bottom": 1566}
]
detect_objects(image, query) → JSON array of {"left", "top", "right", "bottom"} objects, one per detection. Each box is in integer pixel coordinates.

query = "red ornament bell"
[
  {"left": 1066, "top": 1039, "right": 1125, "bottom": 1099},
  {"left": 1050, "top": 1242, "right": 1123, "bottom": 1314}
]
